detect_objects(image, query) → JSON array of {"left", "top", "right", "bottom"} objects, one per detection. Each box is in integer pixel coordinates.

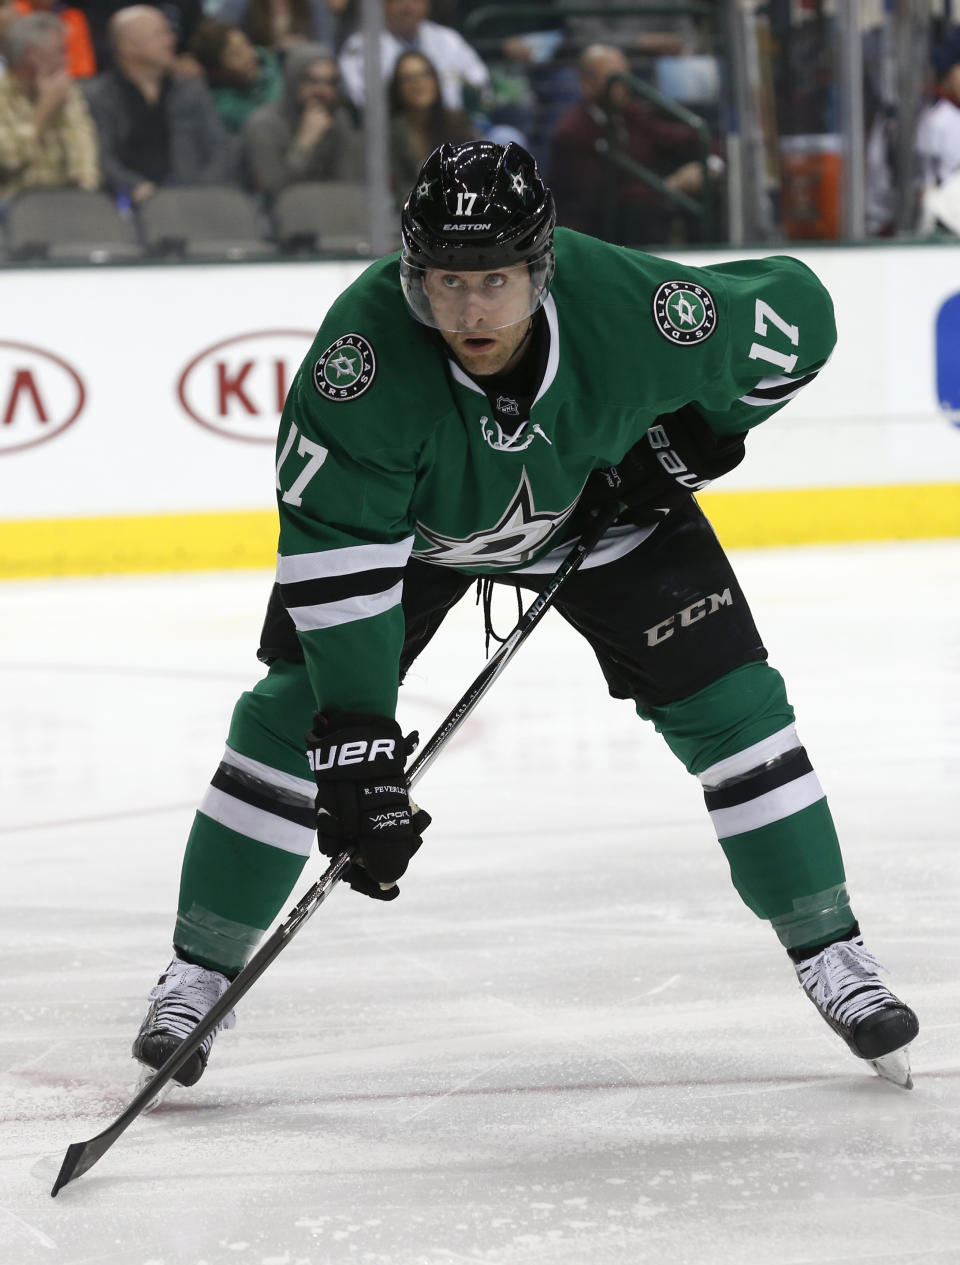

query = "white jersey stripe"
[
  {"left": 740, "top": 384, "right": 808, "bottom": 406},
  {"left": 221, "top": 745, "right": 316, "bottom": 799},
  {"left": 746, "top": 372, "right": 797, "bottom": 391},
  {"left": 708, "top": 770, "right": 825, "bottom": 839},
  {"left": 277, "top": 537, "right": 414, "bottom": 584},
  {"left": 738, "top": 363, "right": 825, "bottom": 407},
  {"left": 287, "top": 581, "right": 404, "bottom": 632},
  {"left": 199, "top": 786, "right": 316, "bottom": 856}
]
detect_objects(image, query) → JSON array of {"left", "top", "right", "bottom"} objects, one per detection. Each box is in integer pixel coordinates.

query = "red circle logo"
[
  {"left": 177, "top": 330, "right": 315, "bottom": 443},
  {"left": 0, "top": 341, "right": 85, "bottom": 454}
]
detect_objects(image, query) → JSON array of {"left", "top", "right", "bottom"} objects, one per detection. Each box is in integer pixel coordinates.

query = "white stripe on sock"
[
  {"left": 199, "top": 786, "right": 316, "bottom": 856},
  {"left": 699, "top": 724, "right": 800, "bottom": 788},
  {"left": 221, "top": 745, "right": 315, "bottom": 799},
  {"left": 708, "top": 770, "right": 825, "bottom": 838}
]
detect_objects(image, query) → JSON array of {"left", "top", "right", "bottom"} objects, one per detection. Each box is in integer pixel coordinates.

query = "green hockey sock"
[
  {"left": 647, "top": 662, "right": 857, "bottom": 950},
  {"left": 173, "top": 660, "right": 319, "bottom": 975},
  {"left": 715, "top": 802, "right": 855, "bottom": 949},
  {"left": 175, "top": 815, "right": 309, "bottom": 976}
]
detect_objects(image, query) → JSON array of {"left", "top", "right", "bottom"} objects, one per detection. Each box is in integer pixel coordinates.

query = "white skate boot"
[
  {"left": 132, "top": 956, "right": 236, "bottom": 1088},
  {"left": 793, "top": 934, "right": 919, "bottom": 1088}
]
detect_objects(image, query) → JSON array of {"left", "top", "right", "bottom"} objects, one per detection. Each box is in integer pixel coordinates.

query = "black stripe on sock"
[
  {"left": 704, "top": 747, "right": 813, "bottom": 811},
  {"left": 211, "top": 765, "right": 316, "bottom": 829},
  {"left": 279, "top": 567, "right": 403, "bottom": 611}
]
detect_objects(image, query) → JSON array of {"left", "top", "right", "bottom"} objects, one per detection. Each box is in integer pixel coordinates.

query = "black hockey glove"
[
  {"left": 306, "top": 712, "right": 430, "bottom": 901},
  {"left": 589, "top": 405, "right": 747, "bottom": 523}
]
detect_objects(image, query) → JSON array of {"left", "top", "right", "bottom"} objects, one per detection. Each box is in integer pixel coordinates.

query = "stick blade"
[{"left": 51, "top": 1132, "right": 114, "bottom": 1196}]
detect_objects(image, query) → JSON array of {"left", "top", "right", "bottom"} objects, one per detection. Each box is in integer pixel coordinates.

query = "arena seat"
[
  {"left": 271, "top": 182, "right": 389, "bottom": 255},
  {"left": 137, "top": 186, "right": 278, "bottom": 260},
  {"left": 5, "top": 188, "right": 144, "bottom": 262}
]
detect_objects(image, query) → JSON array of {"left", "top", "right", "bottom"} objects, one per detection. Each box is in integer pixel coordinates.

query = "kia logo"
[
  {"left": 0, "top": 340, "right": 85, "bottom": 454},
  {"left": 178, "top": 330, "right": 314, "bottom": 443}
]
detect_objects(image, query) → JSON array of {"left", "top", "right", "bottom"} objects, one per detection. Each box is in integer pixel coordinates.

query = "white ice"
[{"left": 1, "top": 541, "right": 958, "bottom": 1265}]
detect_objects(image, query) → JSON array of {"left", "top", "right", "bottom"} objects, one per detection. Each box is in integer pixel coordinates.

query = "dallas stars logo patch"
[
  {"left": 652, "top": 281, "right": 718, "bottom": 346},
  {"left": 313, "top": 334, "right": 376, "bottom": 402}
]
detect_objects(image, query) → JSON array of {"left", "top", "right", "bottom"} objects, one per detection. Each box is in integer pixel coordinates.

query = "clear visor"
[{"left": 400, "top": 253, "right": 554, "bottom": 332}]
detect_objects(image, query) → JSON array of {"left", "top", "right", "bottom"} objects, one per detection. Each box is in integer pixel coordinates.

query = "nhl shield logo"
[
  {"left": 313, "top": 333, "right": 376, "bottom": 401},
  {"left": 652, "top": 281, "right": 718, "bottom": 346}
]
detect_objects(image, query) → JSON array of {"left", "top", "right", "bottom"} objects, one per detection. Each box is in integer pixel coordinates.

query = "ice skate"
[
  {"left": 132, "top": 956, "right": 236, "bottom": 1087},
  {"left": 135, "top": 1065, "right": 176, "bottom": 1113},
  {"left": 794, "top": 935, "right": 918, "bottom": 1088}
]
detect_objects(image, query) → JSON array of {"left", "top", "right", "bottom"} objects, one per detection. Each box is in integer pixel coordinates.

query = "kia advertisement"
[
  {"left": 0, "top": 341, "right": 85, "bottom": 454},
  {"left": 177, "top": 330, "right": 314, "bottom": 442}
]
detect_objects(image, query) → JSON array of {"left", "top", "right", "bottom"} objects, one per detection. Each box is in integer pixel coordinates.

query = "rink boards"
[{"left": 0, "top": 244, "right": 958, "bottom": 577}]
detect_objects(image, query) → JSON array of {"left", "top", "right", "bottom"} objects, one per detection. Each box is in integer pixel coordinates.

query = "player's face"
[{"left": 424, "top": 265, "right": 535, "bottom": 375}]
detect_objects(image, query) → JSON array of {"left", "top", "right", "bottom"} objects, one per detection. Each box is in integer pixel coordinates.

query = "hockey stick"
[{"left": 50, "top": 503, "right": 619, "bottom": 1196}]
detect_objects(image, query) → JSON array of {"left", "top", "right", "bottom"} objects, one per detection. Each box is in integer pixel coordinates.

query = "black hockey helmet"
[{"left": 400, "top": 140, "right": 556, "bottom": 330}]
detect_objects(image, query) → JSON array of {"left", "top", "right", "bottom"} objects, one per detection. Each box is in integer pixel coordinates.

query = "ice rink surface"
[{"left": 1, "top": 540, "right": 958, "bottom": 1265}]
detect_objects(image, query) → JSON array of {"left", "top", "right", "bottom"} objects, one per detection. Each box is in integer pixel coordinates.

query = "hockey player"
[{"left": 134, "top": 140, "right": 919, "bottom": 1090}]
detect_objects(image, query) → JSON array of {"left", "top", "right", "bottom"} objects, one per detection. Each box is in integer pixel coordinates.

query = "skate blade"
[
  {"left": 869, "top": 1047, "right": 913, "bottom": 1090},
  {"left": 135, "top": 1066, "right": 176, "bottom": 1113}
]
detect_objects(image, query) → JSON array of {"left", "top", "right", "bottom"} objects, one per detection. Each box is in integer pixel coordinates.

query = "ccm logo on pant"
[
  {"left": 645, "top": 588, "right": 733, "bottom": 647},
  {"left": 308, "top": 739, "right": 396, "bottom": 771}
]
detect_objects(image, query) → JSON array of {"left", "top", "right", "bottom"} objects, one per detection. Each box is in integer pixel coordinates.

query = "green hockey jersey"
[{"left": 274, "top": 227, "right": 836, "bottom": 717}]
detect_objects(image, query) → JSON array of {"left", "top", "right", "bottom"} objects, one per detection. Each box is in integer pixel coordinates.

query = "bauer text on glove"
[{"left": 306, "top": 712, "right": 430, "bottom": 900}]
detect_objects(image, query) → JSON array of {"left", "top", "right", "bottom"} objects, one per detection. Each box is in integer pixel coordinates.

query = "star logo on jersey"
[
  {"left": 329, "top": 351, "right": 359, "bottom": 378},
  {"left": 414, "top": 469, "right": 579, "bottom": 568},
  {"left": 313, "top": 333, "right": 377, "bottom": 401},
  {"left": 652, "top": 280, "right": 718, "bottom": 345}
]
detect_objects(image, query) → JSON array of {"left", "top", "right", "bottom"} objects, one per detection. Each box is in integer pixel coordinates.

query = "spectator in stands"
[
  {"left": 388, "top": 48, "right": 475, "bottom": 198},
  {"left": 917, "top": 31, "right": 960, "bottom": 190},
  {"left": 0, "top": 12, "right": 98, "bottom": 200},
  {"left": 916, "top": 30, "right": 960, "bottom": 235},
  {"left": 323, "top": 0, "right": 357, "bottom": 49},
  {"left": 1, "top": 0, "right": 18, "bottom": 66},
  {"left": 548, "top": 43, "right": 707, "bottom": 247},
  {"left": 339, "top": 0, "right": 489, "bottom": 112},
  {"left": 189, "top": 17, "right": 281, "bottom": 133},
  {"left": 242, "top": 40, "right": 361, "bottom": 197},
  {"left": 12, "top": 0, "right": 95, "bottom": 78},
  {"left": 86, "top": 5, "right": 235, "bottom": 204},
  {"left": 215, "top": 0, "right": 340, "bottom": 59},
  {"left": 79, "top": 0, "right": 204, "bottom": 70}
]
